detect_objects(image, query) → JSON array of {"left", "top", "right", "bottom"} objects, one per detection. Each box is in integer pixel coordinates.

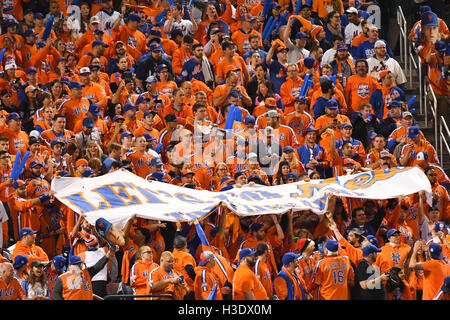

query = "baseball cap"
[
  {"left": 150, "top": 43, "right": 162, "bottom": 52},
  {"left": 7, "top": 112, "right": 21, "bottom": 122},
  {"left": 88, "top": 104, "right": 102, "bottom": 116},
  {"left": 27, "top": 66, "right": 38, "bottom": 73},
  {"left": 29, "top": 136, "right": 40, "bottom": 146},
  {"left": 127, "top": 13, "right": 141, "bottom": 22},
  {"left": 362, "top": 244, "right": 382, "bottom": 256},
  {"left": 79, "top": 67, "right": 91, "bottom": 74},
  {"left": 379, "top": 150, "right": 391, "bottom": 159},
  {"left": 296, "top": 238, "right": 311, "bottom": 253},
  {"left": 136, "top": 96, "right": 150, "bottom": 105},
  {"left": 374, "top": 40, "right": 386, "bottom": 48},
  {"left": 13, "top": 255, "right": 29, "bottom": 269},
  {"left": 83, "top": 117, "right": 95, "bottom": 128},
  {"left": 435, "top": 221, "right": 447, "bottom": 232},
  {"left": 324, "top": 240, "right": 339, "bottom": 253},
  {"left": 220, "top": 176, "right": 234, "bottom": 185},
  {"left": 283, "top": 146, "right": 294, "bottom": 153},
  {"left": 34, "top": 13, "right": 44, "bottom": 20},
  {"left": 4, "top": 63, "right": 17, "bottom": 71},
  {"left": 336, "top": 42, "right": 348, "bottom": 51},
  {"left": 303, "top": 56, "right": 316, "bottom": 69},
  {"left": 429, "top": 243, "right": 444, "bottom": 259},
  {"left": 112, "top": 115, "right": 125, "bottom": 122},
  {"left": 264, "top": 97, "right": 277, "bottom": 107},
  {"left": 435, "top": 41, "right": 446, "bottom": 52},
  {"left": 295, "top": 31, "right": 307, "bottom": 39},
  {"left": 93, "top": 29, "right": 104, "bottom": 35},
  {"left": 149, "top": 29, "right": 162, "bottom": 38},
  {"left": 52, "top": 255, "right": 67, "bottom": 272},
  {"left": 150, "top": 157, "right": 163, "bottom": 166},
  {"left": 241, "top": 13, "right": 255, "bottom": 22},
  {"left": 61, "top": 76, "right": 71, "bottom": 85},
  {"left": 182, "top": 170, "right": 195, "bottom": 177},
  {"left": 115, "top": 40, "right": 125, "bottom": 48},
  {"left": 366, "top": 235, "right": 378, "bottom": 247},
  {"left": 25, "top": 85, "right": 38, "bottom": 94},
  {"left": 266, "top": 110, "right": 279, "bottom": 118},
  {"left": 20, "top": 227, "right": 37, "bottom": 238},
  {"left": 341, "top": 122, "right": 353, "bottom": 129},
  {"left": 70, "top": 81, "right": 84, "bottom": 89},
  {"left": 304, "top": 125, "right": 317, "bottom": 135},
  {"left": 379, "top": 70, "right": 390, "bottom": 80},
  {"left": 198, "top": 251, "right": 215, "bottom": 266},
  {"left": 141, "top": 132, "right": 153, "bottom": 143},
  {"left": 429, "top": 205, "right": 440, "bottom": 213},
  {"left": 120, "top": 131, "right": 133, "bottom": 141},
  {"left": 402, "top": 111, "right": 413, "bottom": 118},
  {"left": 244, "top": 115, "right": 255, "bottom": 125},
  {"left": 326, "top": 97, "right": 339, "bottom": 109},
  {"left": 89, "top": 63, "right": 101, "bottom": 71},
  {"left": 29, "top": 160, "right": 43, "bottom": 169},
  {"left": 387, "top": 100, "right": 401, "bottom": 109},
  {"left": 165, "top": 113, "right": 180, "bottom": 123},
  {"left": 157, "top": 64, "right": 169, "bottom": 72},
  {"left": 90, "top": 16, "right": 101, "bottom": 24},
  {"left": 421, "top": 11, "right": 439, "bottom": 27},
  {"left": 69, "top": 255, "right": 83, "bottom": 265},
  {"left": 82, "top": 168, "right": 95, "bottom": 177},
  {"left": 346, "top": 7, "right": 358, "bottom": 14},
  {"left": 123, "top": 102, "right": 136, "bottom": 113},
  {"left": 149, "top": 171, "right": 167, "bottom": 182},
  {"left": 282, "top": 252, "right": 299, "bottom": 266},
  {"left": 386, "top": 228, "right": 401, "bottom": 238},
  {"left": 420, "top": 5, "right": 431, "bottom": 14},
  {"left": 51, "top": 139, "right": 65, "bottom": 148},
  {"left": 286, "top": 172, "right": 298, "bottom": 180},
  {"left": 442, "top": 276, "right": 450, "bottom": 293},
  {"left": 408, "top": 125, "right": 421, "bottom": 138},
  {"left": 239, "top": 248, "right": 256, "bottom": 260}
]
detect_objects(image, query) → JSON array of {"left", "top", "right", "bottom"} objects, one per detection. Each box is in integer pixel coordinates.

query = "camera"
[{"left": 386, "top": 267, "right": 404, "bottom": 292}]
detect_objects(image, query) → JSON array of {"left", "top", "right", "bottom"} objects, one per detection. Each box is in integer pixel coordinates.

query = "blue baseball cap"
[
  {"left": 92, "top": 40, "right": 108, "bottom": 48},
  {"left": 326, "top": 97, "right": 339, "bottom": 109},
  {"left": 69, "top": 81, "right": 84, "bottom": 89},
  {"left": 282, "top": 252, "right": 300, "bottom": 266},
  {"left": 295, "top": 31, "right": 307, "bottom": 39},
  {"left": 13, "top": 255, "right": 29, "bottom": 269},
  {"left": 435, "top": 221, "right": 447, "bottom": 232},
  {"left": 82, "top": 168, "right": 95, "bottom": 177},
  {"left": 34, "top": 13, "right": 44, "bottom": 20},
  {"left": 157, "top": 64, "right": 169, "bottom": 72},
  {"left": 142, "top": 132, "right": 154, "bottom": 142},
  {"left": 435, "top": 41, "right": 446, "bottom": 52},
  {"left": 120, "top": 131, "right": 133, "bottom": 141},
  {"left": 366, "top": 235, "right": 378, "bottom": 247},
  {"left": 239, "top": 248, "right": 256, "bottom": 260},
  {"left": 283, "top": 146, "right": 294, "bottom": 153},
  {"left": 429, "top": 243, "right": 444, "bottom": 259},
  {"left": 247, "top": 174, "right": 265, "bottom": 185},
  {"left": 295, "top": 95, "right": 307, "bottom": 103},
  {"left": 420, "top": 5, "right": 431, "bottom": 14},
  {"left": 112, "top": 115, "right": 125, "bottom": 122},
  {"left": 408, "top": 125, "right": 421, "bottom": 138},
  {"left": 337, "top": 42, "right": 348, "bottom": 51},
  {"left": 51, "top": 139, "right": 65, "bottom": 148},
  {"left": 150, "top": 157, "right": 163, "bottom": 166},
  {"left": 286, "top": 172, "right": 298, "bottom": 180},
  {"left": 362, "top": 244, "right": 381, "bottom": 256},
  {"left": 23, "top": 29, "right": 37, "bottom": 38},
  {"left": 325, "top": 240, "right": 339, "bottom": 252},
  {"left": 69, "top": 255, "right": 83, "bottom": 265},
  {"left": 52, "top": 255, "right": 67, "bottom": 271},
  {"left": 386, "top": 228, "right": 401, "bottom": 238},
  {"left": 127, "top": 13, "right": 141, "bottom": 23},
  {"left": 83, "top": 117, "right": 95, "bottom": 128},
  {"left": 29, "top": 160, "right": 43, "bottom": 169},
  {"left": 7, "top": 112, "right": 21, "bottom": 121},
  {"left": 304, "top": 56, "right": 316, "bottom": 69},
  {"left": 387, "top": 100, "right": 402, "bottom": 109},
  {"left": 136, "top": 96, "right": 150, "bottom": 105},
  {"left": 150, "top": 43, "right": 162, "bottom": 52},
  {"left": 149, "top": 171, "right": 167, "bottom": 182},
  {"left": 89, "top": 103, "right": 102, "bottom": 116},
  {"left": 244, "top": 115, "right": 255, "bottom": 124},
  {"left": 341, "top": 122, "right": 353, "bottom": 129},
  {"left": 221, "top": 176, "right": 234, "bottom": 185},
  {"left": 20, "top": 227, "right": 37, "bottom": 238},
  {"left": 143, "top": 110, "right": 156, "bottom": 118},
  {"left": 123, "top": 102, "right": 136, "bottom": 113},
  {"left": 421, "top": 11, "right": 439, "bottom": 27}
]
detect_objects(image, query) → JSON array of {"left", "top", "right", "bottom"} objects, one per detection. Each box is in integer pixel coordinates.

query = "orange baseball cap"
[
  {"left": 311, "top": 25, "right": 323, "bottom": 38},
  {"left": 75, "top": 159, "right": 88, "bottom": 168},
  {"left": 379, "top": 70, "right": 390, "bottom": 80},
  {"left": 182, "top": 170, "right": 195, "bottom": 177},
  {"left": 25, "top": 85, "right": 38, "bottom": 94},
  {"left": 264, "top": 97, "right": 277, "bottom": 107}
]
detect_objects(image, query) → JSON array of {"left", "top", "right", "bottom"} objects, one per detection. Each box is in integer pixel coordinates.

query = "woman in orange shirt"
[{"left": 156, "top": 64, "right": 178, "bottom": 96}]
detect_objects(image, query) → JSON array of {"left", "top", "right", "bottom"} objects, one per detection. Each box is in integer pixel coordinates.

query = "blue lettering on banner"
[
  {"left": 240, "top": 192, "right": 264, "bottom": 201},
  {"left": 175, "top": 193, "right": 214, "bottom": 204},
  {"left": 136, "top": 187, "right": 168, "bottom": 205},
  {"left": 63, "top": 193, "right": 98, "bottom": 213}
]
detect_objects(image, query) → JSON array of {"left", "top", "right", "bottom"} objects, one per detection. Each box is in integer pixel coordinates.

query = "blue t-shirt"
[{"left": 268, "top": 59, "right": 287, "bottom": 94}]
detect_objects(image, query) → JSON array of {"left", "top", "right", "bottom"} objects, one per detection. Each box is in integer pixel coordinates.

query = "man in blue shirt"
[
  {"left": 266, "top": 41, "right": 289, "bottom": 94},
  {"left": 181, "top": 43, "right": 215, "bottom": 88},
  {"left": 355, "top": 25, "right": 394, "bottom": 60}
]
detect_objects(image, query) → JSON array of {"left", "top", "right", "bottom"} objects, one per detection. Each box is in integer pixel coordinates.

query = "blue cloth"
[
  {"left": 296, "top": 144, "right": 327, "bottom": 178},
  {"left": 268, "top": 59, "right": 287, "bottom": 94},
  {"left": 180, "top": 58, "right": 215, "bottom": 84},
  {"left": 312, "top": 96, "right": 342, "bottom": 120}
]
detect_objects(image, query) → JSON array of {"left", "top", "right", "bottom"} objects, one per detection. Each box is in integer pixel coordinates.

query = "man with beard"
[
  {"left": 330, "top": 43, "right": 354, "bottom": 85},
  {"left": 232, "top": 248, "right": 268, "bottom": 300},
  {"left": 52, "top": 245, "right": 118, "bottom": 300},
  {"left": 135, "top": 43, "right": 173, "bottom": 91},
  {"left": 181, "top": 43, "right": 215, "bottom": 88},
  {"left": 274, "top": 252, "right": 309, "bottom": 300}
]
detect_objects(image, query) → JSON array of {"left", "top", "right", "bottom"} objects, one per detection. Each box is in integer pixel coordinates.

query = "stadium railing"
[{"left": 439, "top": 116, "right": 450, "bottom": 166}]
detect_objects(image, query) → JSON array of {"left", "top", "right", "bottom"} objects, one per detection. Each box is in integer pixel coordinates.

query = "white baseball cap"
[
  {"left": 79, "top": 67, "right": 91, "bottom": 74},
  {"left": 346, "top": 7, "right": 358, "bottom": 14},
  {"left": 4, "top": 63, "right": 17, "bottom": 71},
  {"left": 374, "top": 40, "right": 386, "bottom": 48}
]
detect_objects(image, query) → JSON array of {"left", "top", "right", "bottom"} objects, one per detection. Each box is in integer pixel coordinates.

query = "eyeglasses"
[
  {"left": 143, "top": 251, "right": 153, "bottom": 254},
  {"left": 0, "top": 156, "right": 11, "bottom": 159}
]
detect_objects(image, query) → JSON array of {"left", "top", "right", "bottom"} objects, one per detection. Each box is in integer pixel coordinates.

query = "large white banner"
[{"left": 51, "top": 167, "right": 432, "bottom": 229}]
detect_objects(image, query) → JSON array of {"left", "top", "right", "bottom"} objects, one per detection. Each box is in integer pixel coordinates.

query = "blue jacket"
[
  {"left": 356, "top": 40, "right": 394, "bottom": 60},
  {"left": 296, "top": 143, "right": 327, "bottom": 178},
  {"left": 369, "top": 86, "right": 405, "bottom": 121},
  {"left": 312, "top": 96, "right": 342, "bottom": 120},
  {"left": 274, "top": 269, "right": 307, "bottom": 300}
]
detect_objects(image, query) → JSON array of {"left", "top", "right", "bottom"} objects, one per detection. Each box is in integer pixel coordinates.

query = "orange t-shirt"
[
  {"left": 421, "top": 259, "right": 449, "bottom": 300},
  {"left": 59, "top": 98, "right": 91, "bottom": 131},
  {"left": 172, "top": 248, "right": 197, "bottom": 291},
  {"left": 231, "top": 29, "right": 263, "bottom": 55},
  {"left": 280, "top": 77, "right": 304, "bottom": 114},
  {"left": 232, "top": 264, "right": 268, "bottom": 300},
  {"left": 126, "top": 150, "right": 154, "bottom": 179},
  {"left": 215, "top": 55, "right": 247, "bottom": 85},
  {"left": 377, "top": 243, "right": 411, "bottom": 274},
  {"left": 312, "top": 255, "right": 354, "bottom": 300},
  {"left": 60, "top": 269, "right": 93, "bottom": 300},
  {"left": 255, "top": 259, "right": 273, "bottom": 297},
  {"left": 130, "top": 259, "right": 159, "bottom": 299},
  {"left": 284, "top": 111, "right": 314, "bottom": 146},
  {"left": 345, "top": 74, "right": 378, "bottom": 113},
  {"left": 148, "top": 266, "right": 185, "bottom": 300}
]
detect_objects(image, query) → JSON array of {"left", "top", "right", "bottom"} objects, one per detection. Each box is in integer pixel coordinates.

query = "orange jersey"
[
  {"left": 40, "top": 129, "right": 74, "bottom": 145},
  {"left": 0, "top": 277, "right": 26, "bottom": 300},
  {"left": 156, "top": 81, "right": 178, "bottom": 96},
  {"left": 377, "top": 242, "right": 411, "bottom": 274},
  {"left": 231, "top": 29, "right": 262, "bottom": 55},
  {"left": 313, "top": 0, "right": 344, "bottom": 18},
  {"left": 148, "top": 266, "right": 186, "bottom": 300},
  {"left": 0, "top": 127, "right": 29, "bottom": 155},
  {"left": 59, "top": 268, "right": 94, "bottom": 300},
  {"left": 280, "top": 77, "right": 304, "bottom": 114},
  {"left": 254, "top": 258, "right": 273, "bottom": 297},
  {"left": 312, "top": 255, "right": 354, "bottom": 300},
  {"left": 399, "top": 139, "right": 439, "bottom": 167},
  {"left": 82, "top": 82, "right": 108, "bottom": 110},
  {"left": 12, "top": 241, "right": 49, "bottom": 266},
  {"left": 126, "top": 150, "right": 154, "bottom": 179},
  {"left": 172, "top": 248, "right": 197, "bottom": 291},
  {"left": 232, "top": 264, "right": 268, "bottom": 300},
  {"left": 194, "top": 266, "right": 224, "bottom": 300},
  {"left": 58, "top": 98, "right": 91, "bottom": 131},
  {"left": 345, "top": 74, "right": 379, "bottom": 113},
  {"left": 421, "top": 259, "right": 449, "bottom": 300},
  {"left": 284, "top": 111, "right": 314, "bottom": 146},
  {"left": 315, "top": 114, "right": 351, "bottom": 154},
  {"left": 112, "top": 25, "right": 147, "bottom": 61},
  {"left": 215, "top": 56, "right": 247, "bottom": 85},
  {"left": 172, "top": 47, "right": 192, "bottom": 76},
  {"left": 130, "top": 259, "right": 159, "bottom": 299},
  {"left": 273, "top": 266, "right": 308, "bottom": 300}
]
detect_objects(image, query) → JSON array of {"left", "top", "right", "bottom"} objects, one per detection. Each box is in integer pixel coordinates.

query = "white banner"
[{"left": 51, "top": 167, "right": 432, "bottom": 229}]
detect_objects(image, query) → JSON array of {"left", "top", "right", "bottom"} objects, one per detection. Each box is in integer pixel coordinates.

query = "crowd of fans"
[{"left": 0, "top": 0, "right": 448, "bottom": 301}]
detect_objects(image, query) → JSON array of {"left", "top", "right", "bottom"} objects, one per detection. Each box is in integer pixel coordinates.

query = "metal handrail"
[
  {"left": 440, "top": 116, "right": 450, "bottom": 165},
  {"left": 103, "top": 294, "right": 175, "bottom": 300},
  {"left": 397, "top": 6, "right": 408, "bottom": 73},
  {"left": 426, "top": 82, "right": 439, "bottom": 152}
]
